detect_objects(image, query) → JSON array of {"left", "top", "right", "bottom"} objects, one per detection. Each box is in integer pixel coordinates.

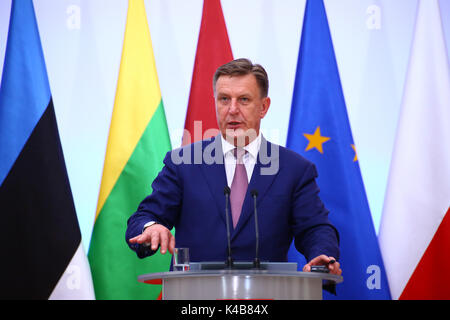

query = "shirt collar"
[{"left": 220, "top": 133, "right": 262, "bottom": 160}]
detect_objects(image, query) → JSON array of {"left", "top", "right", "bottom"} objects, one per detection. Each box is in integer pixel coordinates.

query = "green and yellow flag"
[{"left": 88, "top": 0, "right": 171, "bottom": 299}]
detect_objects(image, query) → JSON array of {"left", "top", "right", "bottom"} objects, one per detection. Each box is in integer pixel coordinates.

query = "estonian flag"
[
  {"left": 0, "top": 0, "right": 94, "bottom": 299},
  {"left": 286, "top": 0, "right": 391, "bottom": 299}
]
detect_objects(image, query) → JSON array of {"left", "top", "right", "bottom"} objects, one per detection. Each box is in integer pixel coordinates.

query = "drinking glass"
[{"left": 173, "top": 247, "right": 190, "bottom": 271}]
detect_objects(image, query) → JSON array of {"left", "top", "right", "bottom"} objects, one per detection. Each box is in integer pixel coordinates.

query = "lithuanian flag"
[{"left": 88, "top": 0, "right": 172, "bottom": 300}]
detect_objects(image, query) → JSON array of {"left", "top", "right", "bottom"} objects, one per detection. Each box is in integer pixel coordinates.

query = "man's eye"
[{"left": 240, "top": 97, "right": 249, "bottom": 103}]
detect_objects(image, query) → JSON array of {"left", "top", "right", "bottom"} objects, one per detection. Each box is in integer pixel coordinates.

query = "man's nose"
[{"left": 229, "top": 99, "right": 239, "bottom": 114}]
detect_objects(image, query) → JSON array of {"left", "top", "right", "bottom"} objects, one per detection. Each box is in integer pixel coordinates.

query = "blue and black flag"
[{"left": 0, "top": 0, "right": 93, "bottom": 299}]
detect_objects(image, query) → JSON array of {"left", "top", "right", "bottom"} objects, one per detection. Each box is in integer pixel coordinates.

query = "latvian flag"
[
  {"left": 379, "top": 0, "right": 450, "bottom": 300},
  {"left": 0, "top": 0, "right": 94, "bottom": 299},
  {"left": 182, "top": 0, "right": 233, "bottom": 146}
]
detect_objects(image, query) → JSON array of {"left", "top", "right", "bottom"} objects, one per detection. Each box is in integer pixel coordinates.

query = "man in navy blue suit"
[{"left": 126, "top": 58, "right": 341, "bottom": 275}]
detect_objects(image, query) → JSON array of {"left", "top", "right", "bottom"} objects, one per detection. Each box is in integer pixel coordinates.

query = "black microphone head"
[
  {"left": 224, "top": 186, "right": 231, "bottom": 195},
  {"left": 250, "top": 189, "right": 258, "bottom": 197}
]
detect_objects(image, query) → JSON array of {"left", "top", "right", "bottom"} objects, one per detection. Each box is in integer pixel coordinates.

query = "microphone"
[
  {"left": 223, "top": 186, "right": 233, "bottom": 269},
  {"left": 250, "top": 189, "right": 260, "bottom": 269}
]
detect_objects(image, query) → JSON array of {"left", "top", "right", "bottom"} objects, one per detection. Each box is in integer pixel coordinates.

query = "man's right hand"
[{"left": 128, "top": 224, "right": 175, "bottom": 255}]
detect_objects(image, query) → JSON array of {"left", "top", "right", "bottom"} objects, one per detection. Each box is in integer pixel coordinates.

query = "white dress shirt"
[{"left": 220, "top": 133, "right": 262, "bottom": 187}]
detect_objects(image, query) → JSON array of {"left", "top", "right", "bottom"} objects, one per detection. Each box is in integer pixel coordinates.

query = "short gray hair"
[{"left": 213, "top": 58, "right": 269, "bottom": 98}]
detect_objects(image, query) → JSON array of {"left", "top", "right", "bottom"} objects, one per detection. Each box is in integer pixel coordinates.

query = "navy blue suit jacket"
[{"left": 126, "top": 135, "right": 339, "bottom": 264}]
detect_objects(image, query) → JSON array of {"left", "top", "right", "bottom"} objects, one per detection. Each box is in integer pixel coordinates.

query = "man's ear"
[{"left": 260, "top": 97, "right": 271, "bottom": 119}]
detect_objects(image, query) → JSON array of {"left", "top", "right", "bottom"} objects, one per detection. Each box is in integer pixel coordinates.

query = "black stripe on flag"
[{"left": 0, "top": 100, "right": 81, "bottom": 299}]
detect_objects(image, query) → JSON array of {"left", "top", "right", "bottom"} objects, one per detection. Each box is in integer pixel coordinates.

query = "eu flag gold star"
[
  {"left": 351, "top": 144, "right": 358, "bottom": 162},
  {"left": 303, "top": 126, "right": 330, "bottom": 154}
]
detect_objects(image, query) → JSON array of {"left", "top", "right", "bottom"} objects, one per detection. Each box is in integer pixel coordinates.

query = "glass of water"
[{"left": 173, "top": 248, "right": 190, "bottom": 271}]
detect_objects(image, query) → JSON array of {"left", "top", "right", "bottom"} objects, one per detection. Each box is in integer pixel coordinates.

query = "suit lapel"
[
  {"left": 199, "top": 136, "right": 228, "bottom": 224},
  {"left": 232, "top": 137, "right": 280, "bottom": 239}
]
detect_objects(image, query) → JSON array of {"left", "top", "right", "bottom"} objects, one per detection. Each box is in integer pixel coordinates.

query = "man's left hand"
[{"left": 303, "top": 255, "right": 342, "bottom": 275}]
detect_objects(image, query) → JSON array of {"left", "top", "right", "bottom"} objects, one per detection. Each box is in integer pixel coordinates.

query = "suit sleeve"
[
  {"left": 125, "top": 151, "right": 183, "bottom": 258},
  {"left": 291, "top": 162, "right": 340, "bottom": 262}
]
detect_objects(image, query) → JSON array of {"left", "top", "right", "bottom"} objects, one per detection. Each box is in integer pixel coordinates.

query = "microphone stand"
[
  {"left": 251, "top": 189, "right": 260, "bottom": 269},
  {"left": 224, "top": 186, "right": 233, "bottom": 269}
]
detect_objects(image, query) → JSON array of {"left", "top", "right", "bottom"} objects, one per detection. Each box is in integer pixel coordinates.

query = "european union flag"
[{"left": 287, "top": 0, "right": 391, "bottom": 299}]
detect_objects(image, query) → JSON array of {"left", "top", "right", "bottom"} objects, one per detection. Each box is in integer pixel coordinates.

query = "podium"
[{"left": 138, "top": 262, "right": 343, "bottom": 300}]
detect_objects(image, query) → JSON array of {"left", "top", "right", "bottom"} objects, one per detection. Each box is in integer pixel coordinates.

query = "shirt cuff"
[
  {"left": 143, "top": 221, "right": 157, "bottom": 232},
  {"left": 142, "top": 221, "right": 157, "bottom": 247}
]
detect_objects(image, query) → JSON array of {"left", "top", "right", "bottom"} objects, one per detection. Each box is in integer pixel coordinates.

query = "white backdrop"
[{"left": 1, "top": 0, "right": 450, "bottom": 252}]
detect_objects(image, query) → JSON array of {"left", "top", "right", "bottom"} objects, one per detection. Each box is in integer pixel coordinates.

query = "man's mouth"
[{"left": 227, "top": 121, "right": 242, "bottom": 127}]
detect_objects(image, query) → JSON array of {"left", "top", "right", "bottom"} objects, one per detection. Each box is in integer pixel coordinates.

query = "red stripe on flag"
[
  {"left": 400, "top": 208, "right": 450, "bottom": 299},
  {"left": 182, "top": 0, "right": 233, "bottom": 146},
  {"left": 144, "top": 279, "right": 162, "bottom": 285}
]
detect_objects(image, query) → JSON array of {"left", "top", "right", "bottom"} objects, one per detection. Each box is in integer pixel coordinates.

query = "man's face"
[{"left": 215, "top": 74, "right": 270, "bottom": 146}]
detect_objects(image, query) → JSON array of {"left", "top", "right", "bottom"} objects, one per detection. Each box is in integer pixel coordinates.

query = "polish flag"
[
  {"left": 182, "top": 0, "right": 233, "bottom": 146},
  {"left": 378, "top": 0, "right": 450, "bottom": 299}
]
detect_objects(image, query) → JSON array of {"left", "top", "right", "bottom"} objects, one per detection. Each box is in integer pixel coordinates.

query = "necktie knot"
[{"left": 233, "top": 148, "right": 246, "bottom": 164}]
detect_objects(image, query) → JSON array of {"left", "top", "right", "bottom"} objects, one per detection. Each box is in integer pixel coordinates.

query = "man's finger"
[
  {"left": 159, "top": 231, "right": 169, "bottom": 254},
  {"left": 150, "top": 231, "right": 160, "bottom": 251},
  {"left": 130, "top": 234, "right": 147, "bottom": 244},
  {"left": 128, "top": 236, "right": 139, "bottom": 244},
  {"left": 169, "top": 234, "right": 176, "bottom": 254},
  {"left": 329, "top": 261, "right": 342, "bottom": 275}
]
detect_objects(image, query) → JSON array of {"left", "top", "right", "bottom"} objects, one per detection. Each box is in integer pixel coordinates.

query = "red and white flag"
[
  {"left": 379, "top": 0, "right": 450, "bottom": 299},
  {"left": 182, "top": 0, "right": 233, "bottom": 146}
]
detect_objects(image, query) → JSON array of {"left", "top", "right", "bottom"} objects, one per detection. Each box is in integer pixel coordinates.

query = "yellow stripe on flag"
[{"left": 95, "top": 0, "right": 162, "bottom": 219}]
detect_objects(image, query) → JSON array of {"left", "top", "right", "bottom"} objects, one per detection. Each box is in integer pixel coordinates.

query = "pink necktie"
[{"left": 230, "top": 148, "right": 248, "bottom": 228}]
